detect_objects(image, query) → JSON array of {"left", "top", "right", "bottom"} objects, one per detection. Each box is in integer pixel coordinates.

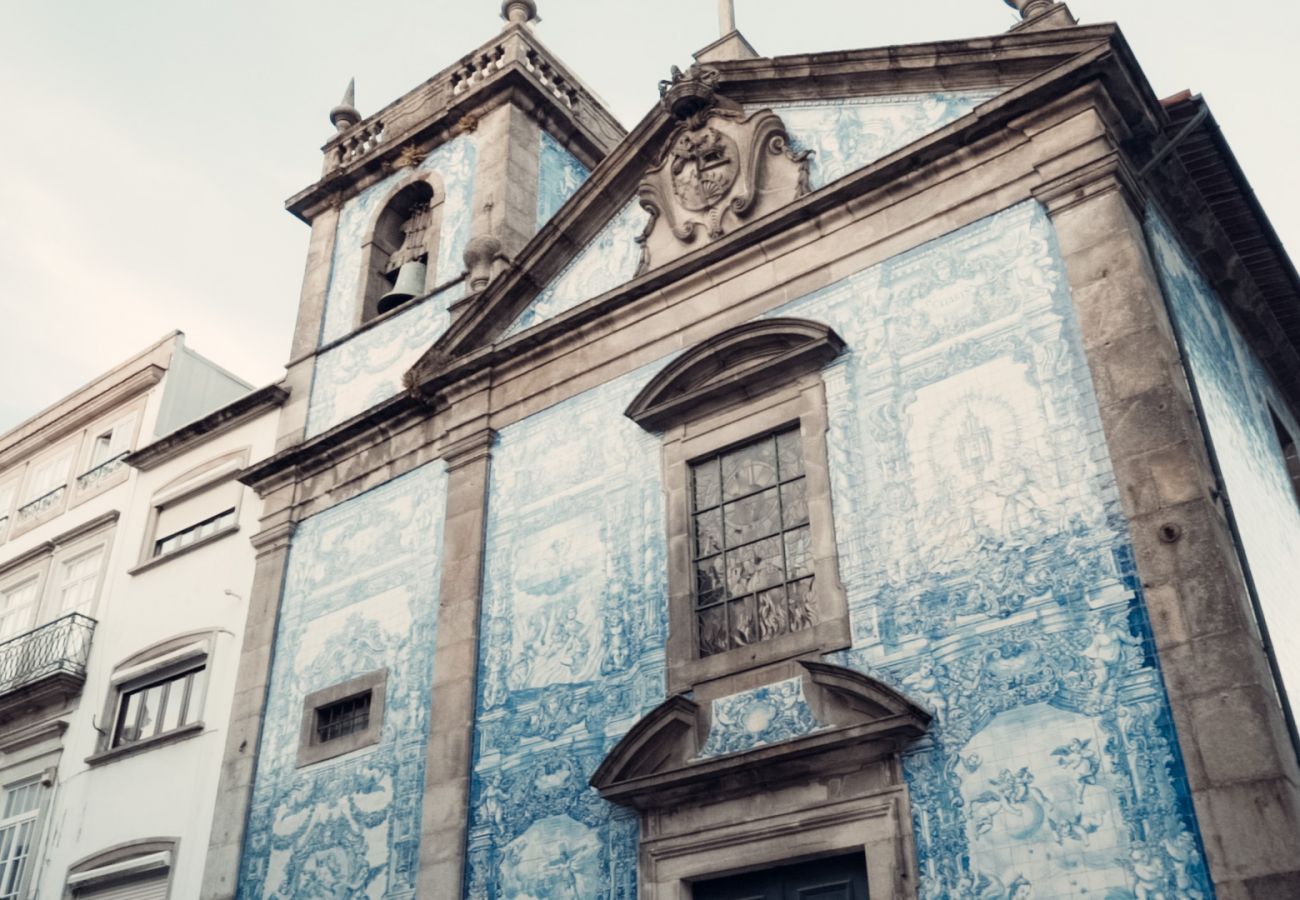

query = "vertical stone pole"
[
  {"left": 1036, "top": 159, "right": 1300, "bottom": 896},
  {"left": 278, "top": 201, "right": 343, "bottom": 451},
  {"left": 418, "top": 375, "right": 496, "bottom": 898},
  {"left": 201, "top": 517, "right": 297, "bottom": 900}
]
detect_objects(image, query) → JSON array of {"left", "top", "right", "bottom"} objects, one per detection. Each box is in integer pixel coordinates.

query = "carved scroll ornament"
[{"left": 636, "top": 106, "right": 812, "bottom": 274}]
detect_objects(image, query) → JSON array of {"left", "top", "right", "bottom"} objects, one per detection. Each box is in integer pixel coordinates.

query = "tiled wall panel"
[
  {"left": 1147, "top": 211, "right": 1300, "bottom": 727},
  {"left": 468, "top": 202, "right": 1213, "bottom": 899},
  {"left": 465, "top": 366, "right": 670, "bottom": 900},
  {"left": 766, "top": 92, "right": 999, "bottom": 189},
  {"left": 536, "top": 131, "right": 589, "bottom": 230},
  {"left": 238, "top": 464, "right": 446, "bottom": 899}
]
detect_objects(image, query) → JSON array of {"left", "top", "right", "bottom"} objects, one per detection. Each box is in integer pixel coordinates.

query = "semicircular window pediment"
[{"left": 625, "top": 318, "right": 846, "bottom": 430}]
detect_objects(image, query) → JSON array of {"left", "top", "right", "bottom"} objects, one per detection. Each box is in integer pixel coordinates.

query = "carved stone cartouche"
[{"left": 636, "top": 69, "right": 812, "bottom": 274}]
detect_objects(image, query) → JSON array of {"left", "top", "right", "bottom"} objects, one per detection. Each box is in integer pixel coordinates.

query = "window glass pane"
[
  {"left": 723, "top": 488, "right": 781, "bottom": 546},
  {"left": 184, "top": 667, "right": 207, "bottom": 726},
  {"left": 757, "top": 586, "right": 789, "bottom": 640},
  {"left": 725, "top": 536, "right": 784, "bottom": 597},
  {"left": 697, "top": 606, "right": 728, "bottom": 657},
  {"left": 315, "top": 692, "right": 373, "bottom": 743},
  {"left": 136, "top": 683, "right": 165, "bottom": 740},
  {"left": 159, "top": 680, "right": 184, "bottom": 734},
  {"left": 694, "top": 509, "right": 723, "bottom": 558},
  {"left": 695, "top": 555, "right": 726, "bottom": 607},
  {"left": 115, "top": 690, "right": 143, "bottom": 745},
  {"left": 784, "top": 526, "right": 813, "bottom": 579},
  {"left": 728, "top": 597, "right": 756, "bottom": 648},
  {"left": 720, "top": 438, "right": 777, "bottom": 500},
  {"left": 776, "top": 428, "right": 804, "bottom": 479},
  {"left": 780, "top": 478, "right": 808, "bottom": 529},
  {"left": 788, "top": 577, "right": 816, "bottom": 632},
  {"left": 692, "top": 461, "right": 720, "bottom": 512}
]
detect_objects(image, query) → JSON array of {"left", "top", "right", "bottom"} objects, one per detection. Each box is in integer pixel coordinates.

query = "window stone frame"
[
  {"left": 660, "top": 373, "right": 850, "bottom": 694},
  {"left": 296, "top": 669, "right": 388, "bottom": 767}
]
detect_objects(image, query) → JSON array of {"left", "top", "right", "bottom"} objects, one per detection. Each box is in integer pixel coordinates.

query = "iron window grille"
[{"left": 315, "top": 691, "right": 372, "bottom": 744}]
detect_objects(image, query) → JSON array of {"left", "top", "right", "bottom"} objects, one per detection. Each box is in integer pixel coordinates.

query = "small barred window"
[
  {"left": 315, "top": 692, "right": 372, "bottom": 744},
  {"left": 690, "top": 428, "right": 814, "bottom": 657}
]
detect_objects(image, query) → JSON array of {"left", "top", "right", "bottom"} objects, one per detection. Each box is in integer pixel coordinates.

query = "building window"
[
  {"left": 135, "top": 450, "right": 249, "bottom": 572},
  {"left": 152, "top": 507, "right": 236, "bottom": 559},
  {"left": 298, "top": 670, "right": 388, "bottom": 767},
  {"left": 0, "top": 579, "right": 40, "bottom": 642},
  {"left": 57, "top": 547, "right": 104, "bottom": 617},
  {"left": 16, "top": 448, "right": 73, "bottom": 523},
  {"left": 316, "top": 691, "right": 372, "bottom": 743},
  {"left": 625, "top": 318, "right": 849, "bottom": 693},
  {"left": 67, "top": 840, "right": 175, "bottom": 900},
  {"left": 690, "top": 428, "right": 815, "bottom": 657},
  {"left": 0, "top": 781, "right": 41, "bottom": 900},
  {"left": 111, "top": 665, "right": 206, "bottom": 748}
]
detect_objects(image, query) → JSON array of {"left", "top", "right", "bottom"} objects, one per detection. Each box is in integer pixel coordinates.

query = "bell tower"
[{"left": 271, "top": 0, "right": 625, "bottom": 450}]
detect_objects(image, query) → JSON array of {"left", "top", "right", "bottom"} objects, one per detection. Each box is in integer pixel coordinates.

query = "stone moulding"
[
  {"left": 591, "top": 661, "right": 930, "bottom": 810},
  {"left": 623, "top": 318, "right": 846, "bottom": 430}
]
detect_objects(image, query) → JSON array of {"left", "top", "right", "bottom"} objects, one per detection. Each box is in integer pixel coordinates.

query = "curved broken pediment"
[
  {"left": 624, "top": 317, "right": 846, "bottom": 430},
  {"left": 591, "top": 662, "right": 929, "bottom": 810}
]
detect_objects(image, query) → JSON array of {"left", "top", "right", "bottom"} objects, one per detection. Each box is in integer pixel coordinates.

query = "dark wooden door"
[{"left": 692, "top": 852, "right": 869, "bottom": 900}]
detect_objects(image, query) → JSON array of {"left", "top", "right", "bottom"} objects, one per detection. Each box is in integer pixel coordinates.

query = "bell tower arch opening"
[{"left": 359, "top": 177, "right": 443, "bottom": 323}]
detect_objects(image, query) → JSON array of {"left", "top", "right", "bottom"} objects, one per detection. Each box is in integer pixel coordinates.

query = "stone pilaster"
[
  {"left": 278, "top": 202, "right": 342, "bottom": 451},
  {"left": 418, "top": 421, "right": 495, "bottom": 898},
  {"left": 1038, "top": 164, "right": 1300, "bottom": 898},
  {"left": 200, "top": 520, "right": 296, "bottom": 900}
]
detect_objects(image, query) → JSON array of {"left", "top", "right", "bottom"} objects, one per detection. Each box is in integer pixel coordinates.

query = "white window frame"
[
  {"left": 0, "top": 779, "right": 44, "bottom": 900},
  {"left": 54, "top": 545, "right": 107, "bottom": 619},
  {"left": 89, "top": 634, "right": 216, "bottom": 764},
  {"left": 80, "top": 410, "right": 139, "bottom": 476},
  {"left": 22, "top": 448, "right": 74, "bottom": 507},
  {"left": 0, "top": 577, "right": 42, "bottom": 643}
]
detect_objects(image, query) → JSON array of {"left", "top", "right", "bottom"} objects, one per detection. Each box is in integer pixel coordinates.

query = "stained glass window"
[{"left": 690, "top": 427, "right": 815, "bottom": 656}]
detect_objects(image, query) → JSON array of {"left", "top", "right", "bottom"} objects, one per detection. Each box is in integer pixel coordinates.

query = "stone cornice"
[
  {"left": 126, "top": 384, "right": 288, "bottom": 472},
  {"left": 0, "top": 366, "right": 166, "bottom": 472}
]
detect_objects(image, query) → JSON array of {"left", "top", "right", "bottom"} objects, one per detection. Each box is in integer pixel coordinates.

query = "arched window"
[
  {"left": 359, "top": 177, "right": 444, "bottom": 323},
  {"left": 65, "top": 838, "right": 178, "bottom": 900}
]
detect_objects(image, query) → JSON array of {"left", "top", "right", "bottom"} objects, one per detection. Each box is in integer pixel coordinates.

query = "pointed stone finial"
[
  {"left": 502, "top": 0, "right": 537, "bottom": 26},
  {"left": 1004, "top": 0, "right": 1056, "bottom": 18},
  {"left": 718, "top": 0, "right": 736, "bottom": 36},
  {"left": 329, "top": 78, "right": 361, "bottom": 132}
]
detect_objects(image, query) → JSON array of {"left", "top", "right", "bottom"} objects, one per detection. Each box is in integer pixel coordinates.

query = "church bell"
[{"left": 377, "top": 259, "right": 427, "bottom": 315}]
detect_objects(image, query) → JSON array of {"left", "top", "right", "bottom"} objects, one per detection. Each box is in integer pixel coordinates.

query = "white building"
[{"left": 0, "top": 332, "right": 283, "bottom": 900}]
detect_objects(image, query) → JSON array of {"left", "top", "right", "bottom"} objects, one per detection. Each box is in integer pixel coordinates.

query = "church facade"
[{"left": 200, "top": 2, "right": 1300, "bottom": 898}]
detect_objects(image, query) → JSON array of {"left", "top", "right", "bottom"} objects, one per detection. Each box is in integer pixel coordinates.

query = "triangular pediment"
[{"left": 406, "top": 24, "right": 1120, "bottom": 391}]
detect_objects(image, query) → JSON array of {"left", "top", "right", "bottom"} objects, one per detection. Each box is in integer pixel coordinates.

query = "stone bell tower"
[
  {"left": 199, "top": 5, "right": 624, "bottom": 897},
  {"left": 267, "top": 0, "right": 625, "bottom": 452}
]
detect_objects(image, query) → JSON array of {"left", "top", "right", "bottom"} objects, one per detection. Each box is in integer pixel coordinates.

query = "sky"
[{"left": 1, "top": 0, "right": 1297, "bottom": 432}]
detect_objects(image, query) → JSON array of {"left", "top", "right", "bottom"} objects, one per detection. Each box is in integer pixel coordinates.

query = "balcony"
[{"left": 0, "top": 613, "right": 96, "bottom": 719}]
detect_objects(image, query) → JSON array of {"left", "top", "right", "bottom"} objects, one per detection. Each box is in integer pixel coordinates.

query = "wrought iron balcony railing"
[{"left": 0, "top": 613, "right": 96, "bottom": 703}]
